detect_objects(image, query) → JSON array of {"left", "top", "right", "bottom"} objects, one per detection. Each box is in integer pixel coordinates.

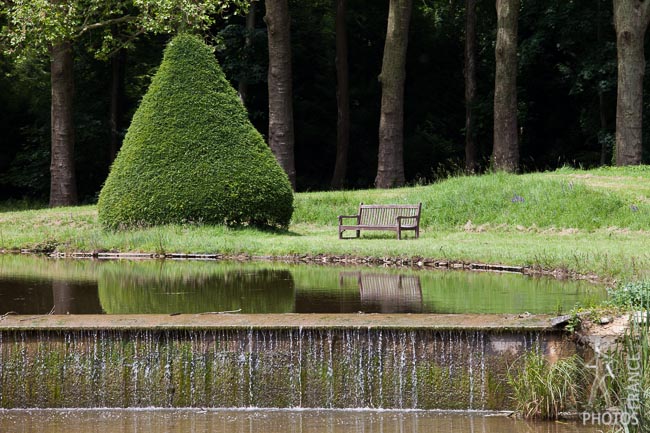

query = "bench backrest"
[
  {"left": 358, "top": 203, "right": 421, "bottom": 226},
  {"left": 339, "top": 271, "right": 423, "bottom": 307},
  {"left": 360, "top": 274, "right": 422, "bottom": 300}
]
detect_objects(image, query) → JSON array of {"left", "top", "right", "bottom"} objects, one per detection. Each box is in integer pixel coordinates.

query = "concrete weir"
[{"left": 0, "top": 314, "right": 574, "bottom": 410}]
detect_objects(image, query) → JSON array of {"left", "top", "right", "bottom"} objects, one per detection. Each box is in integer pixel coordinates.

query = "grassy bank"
[{"left": 1, "top": 166, "right": 649, "bottom": 279}]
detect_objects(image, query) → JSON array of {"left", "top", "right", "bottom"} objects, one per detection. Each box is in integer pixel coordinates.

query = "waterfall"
[{"left": 0, "top": 328, "right": 565, "bottom": 409}]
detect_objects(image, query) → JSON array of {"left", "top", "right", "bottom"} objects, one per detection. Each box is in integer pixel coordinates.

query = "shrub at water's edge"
[
  {"left": 608, "top": 281, "right": 650, "bottom": 310},
  {"left": 97, "top": 34, "right": 293, "bottom": 230}
]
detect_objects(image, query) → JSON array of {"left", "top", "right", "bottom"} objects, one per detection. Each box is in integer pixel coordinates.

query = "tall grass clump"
[
  {"left": 510, "top": 283, "right": 650, "bottom": 427},
  {"left": 508, "top": 351, "right": 591, "bottom": 419},
  {"left": 617, "top": 314, "right": 650, "bottom": 432},
  {"left": 586, "top": 318, "right": 650, "bottom": 432},
  {"left": 588, "top": 287, "right": 650, "bottom": 432}
]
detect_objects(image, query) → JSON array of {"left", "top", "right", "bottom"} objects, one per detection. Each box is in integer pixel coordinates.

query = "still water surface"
[
  {"left": 0, "top": 409, "right": 604, "bottom": 433},
  {"left": 0, "top": 254, "right": 606, "bottom": 315}
]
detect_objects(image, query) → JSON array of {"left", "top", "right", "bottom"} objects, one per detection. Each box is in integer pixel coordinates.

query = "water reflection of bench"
[{"left": 340, "top": 272, "right": 423, "bottom": 313}]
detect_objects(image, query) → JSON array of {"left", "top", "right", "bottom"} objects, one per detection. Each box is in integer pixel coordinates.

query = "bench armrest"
[
  {"left": 396, "top": 215, "right": 419, "bottom": 226},
  {"left": 339, "top": 215, "right": 360, "bottom": 224}
]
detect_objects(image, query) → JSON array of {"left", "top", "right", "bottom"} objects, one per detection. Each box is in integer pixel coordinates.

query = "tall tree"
[
  {"left": 238, "top": 0, "right": 256, "bottom": 105},
  {"left": 597, "top": 0, "right": 611, "bottom": 166},
  {"left": 464, "top": 0, "right": 478, "bottom": 173},
  {"left": 109, "top": 44, "right": 127, "bottom": 164},
  {"left": 613, "top": 0, "right": 650, "bottom": 166},
  {"left": 265, "top": 0, "right": 296, "bottom": 190},
  {"left": 375, "top": 0, "right": 412, "bottom": 188},
  {"left": 492, "top": 0, "right": 519, "bottom": 172},
  {"left": 52, "top": 280, "right": 73, "bottom": 314},
  {"left": 49, "top": 40, "right": 77, "bottom": 205},
  {"left": 2, "top": 0, "right": 245, "bottom": 206},
  {"left": 7, "top": 1, "right": 137, "bottom": 206},
  {"left": 331, "top": 0, "right": 350, "bottom": 189}
]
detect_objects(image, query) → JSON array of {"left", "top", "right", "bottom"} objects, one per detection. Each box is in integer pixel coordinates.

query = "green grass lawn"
[{"left": 1, "top": 166, "right": 649, "bottom": 280}]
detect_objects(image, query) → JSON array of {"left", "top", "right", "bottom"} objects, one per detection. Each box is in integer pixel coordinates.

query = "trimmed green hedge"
[{"left": 98, "top": 34, "right": 293, "bottom": 230}]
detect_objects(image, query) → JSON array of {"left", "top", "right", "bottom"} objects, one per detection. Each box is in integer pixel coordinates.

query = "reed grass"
[
  {"left": 585, "top": 312, "right": 650, "bottom": 432},
  {"left": 589, "top": 280, "right": 650, "bottom": 432},
  {"left": 508, "top": 351, "right": 591, "bottom": 419},
  {"left": 509, "top": 281, "right": 650, "bottom": 427}
]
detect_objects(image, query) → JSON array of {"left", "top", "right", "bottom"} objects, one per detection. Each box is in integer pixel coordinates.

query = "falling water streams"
[{"left": 1, "top": 327, "right": 556, "bottom": 410}]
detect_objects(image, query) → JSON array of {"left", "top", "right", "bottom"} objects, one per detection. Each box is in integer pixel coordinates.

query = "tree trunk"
[
  {"left": 599, "top": 90, "right": 609, "bottom": 166},
  {"left": 613, "top": 0, "right": 650, "bottom": 166},
  {"left": 331, "top": 0, "right": 350, "bottom": 190},
  {"left": 52, "top": 280, "right": 73, "bottom": 315},
  {"left": 464, "top": 0, "right": 478, "bottom": 173},
  {"left": 597, "top": 0, "right": 610, "bottom": 166},
  {"left": 375, "top": 0, "right": 412, "bottom": 189},
  {"left": 239, "top": 1, "right": 256, "bottom": 105},
  {"left": 109, "top": 47, "right": 126, "bottom": 164},
  {"left": 492, "top": 0, "right": 519, "bottom": 173},
  {"left": 265, "top": 0, "right": 296, "bottom": 190},
  {"left": 49, "top": 41, "right": 77, "bottom": 206}
]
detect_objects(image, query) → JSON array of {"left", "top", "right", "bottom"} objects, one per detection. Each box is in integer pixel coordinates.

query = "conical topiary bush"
[{"left": 98, "top": 34, "right": 293, "bottom": 230}]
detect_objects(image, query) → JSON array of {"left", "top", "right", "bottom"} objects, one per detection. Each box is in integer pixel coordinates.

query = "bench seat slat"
[
  {"left": 340, "top": 225, "right": 406, "bottom": 230},
  {"left": 340, "top": 224, "right": 418, "bottom": 229}
]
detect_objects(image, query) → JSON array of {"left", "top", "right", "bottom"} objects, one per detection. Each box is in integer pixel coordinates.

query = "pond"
[
  {"left": 0, "top": 255, "right": 610, "bottom": 427},
  {"left": 0, "top": 409, "right": 605, "bottom": 433},
  {"left": 0, "top": 254, "right": 605, "bottom": 315}
]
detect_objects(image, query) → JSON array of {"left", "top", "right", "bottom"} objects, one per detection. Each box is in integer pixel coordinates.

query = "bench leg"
[
  {"left": 397, "top": 228, "right": 402, "bottom": 240},
  {"left": 339, "top": 228, "right": 361, "bottom": 239}
]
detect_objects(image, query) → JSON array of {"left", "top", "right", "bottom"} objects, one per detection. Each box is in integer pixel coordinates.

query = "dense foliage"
[
  {"left": 97, "top": 33, "right": 293, "bottom": 229},
  {"left": 1, "top": 0, "right": 649, "bottom": 200},
  {"left": 608, "top": 281, "right": 650, "bottom": 309}
]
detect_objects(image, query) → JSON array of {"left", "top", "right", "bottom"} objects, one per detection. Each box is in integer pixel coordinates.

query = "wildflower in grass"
[{"left": 511, "top": 194, "right": 525, "bottom": 203}]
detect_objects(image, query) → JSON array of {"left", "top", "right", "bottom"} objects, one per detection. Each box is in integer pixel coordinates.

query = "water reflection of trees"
[
  {"left": 98, "top": 262, "right": 295, "bottom": 314},
  {"left": 0, "top": 277, "right": 102, "bottom": 315},
  {"left": 0, "top": 255, "right": 607, "bottom": 315}
]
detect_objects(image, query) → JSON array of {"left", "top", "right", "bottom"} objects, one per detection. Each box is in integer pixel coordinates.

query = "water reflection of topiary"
[
  {"left": 97, "top": 261, "right": 295, "bottom": 314},
  {"left": 98, "top": 34, "right": 293, "bottom": 230}
]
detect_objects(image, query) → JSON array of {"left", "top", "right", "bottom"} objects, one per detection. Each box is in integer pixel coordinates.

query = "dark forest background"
[{"left": 0, "top": 0, "right": 646, "bottom": 202}]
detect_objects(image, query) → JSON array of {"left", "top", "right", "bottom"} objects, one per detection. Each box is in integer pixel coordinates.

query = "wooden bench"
[{"left": 338, "top": 203, "right": 421, "bottom": 240}]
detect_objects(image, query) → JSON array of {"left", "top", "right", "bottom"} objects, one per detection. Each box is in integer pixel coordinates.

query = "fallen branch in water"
[
  {"left": 0, "top": 311, "right": 18, "bottom": 321},
  {"left": 19, "top": 306, "right": 55, "bottom": 321}
]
